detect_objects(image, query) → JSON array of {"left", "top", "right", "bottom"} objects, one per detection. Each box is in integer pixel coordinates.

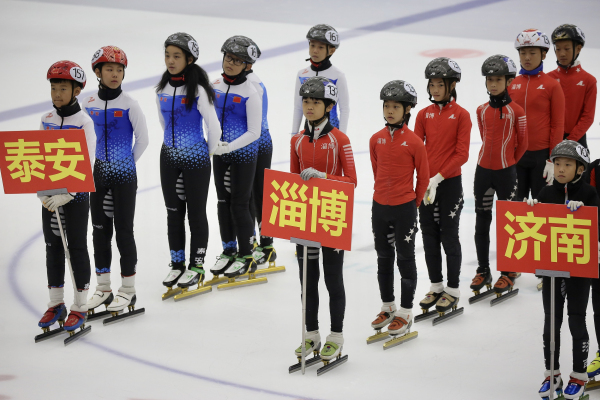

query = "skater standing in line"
[
  {"left": 291, "top": 77, "right": 356, "bottom": 363},
  {"left": 414, "top": 57, "right": 471, "bottom": 317},
  {"left": 548, "top": 24, "right": 596, "bottom": 148},
  {"left": 244, "top": 39, "right": 277, "bottom": 267},
  {"left": 525, "top": 140, "right": 598, "bottom": 400},
  {"left": 470, "top": 55, "right": 528, "bottom": 298},
  {"left": 210, "top": 35, "right": 262, "bottom": 279},
  {"left": 369, "top": 80, "right": 429, "bottom": 335},
  {"left": 509, "top": 29, "right": 565, "bottom": 201},
  {"left": 37, "top": 61, "right": 95, "bottom": 334},
  {"left": 83, "top": 46, "right": 149, "bottom": 315},
  {"left": 291, "top": 24, "right": 349, "bottom": 135},
  {"left": 157, "top": 33, "right": 222, "bottom": 291}
]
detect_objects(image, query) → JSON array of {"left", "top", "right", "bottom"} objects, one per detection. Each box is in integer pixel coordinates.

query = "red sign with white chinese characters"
[
  {"left": 261, "top": 169, "right": 355, "bottom": 251},
  {"left": 0, "top": 129, "right": 94, "bottom": 194},
  {"left": 496, "top": 201, "right": 598, "bottom": 278}
]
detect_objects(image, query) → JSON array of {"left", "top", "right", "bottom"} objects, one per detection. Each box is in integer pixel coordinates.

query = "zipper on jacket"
[
  {"left": 524, "top": 76, "right": 530, "bottom": 115},
  {"left": 104, "top": 99, "right": 108, "bottom": 161},
  {"left": 171, "top": 86, "right": 176, "bottom": 147},
  {"left": 220, "top": 84, "right": 231, "bottom": 141}
]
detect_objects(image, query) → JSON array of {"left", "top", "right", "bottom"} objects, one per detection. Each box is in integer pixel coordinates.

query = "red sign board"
[
  {"left": 496, "top": 201, "right": 598, "bottom": 278},
  {"left": 0, "top": 129, "right": 95, "bottom": 194},
  {"left": 261, "top": 169, "right": 355, "bottom": 251}
]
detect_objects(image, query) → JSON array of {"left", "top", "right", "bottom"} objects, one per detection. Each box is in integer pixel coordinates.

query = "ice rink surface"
[{"left": 1, "top": 0, "right": 600, "bottom": 398}]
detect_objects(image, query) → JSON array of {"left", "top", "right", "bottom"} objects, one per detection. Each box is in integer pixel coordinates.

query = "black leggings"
[
  {"left": 473, "top": 165, "right": 517, "bottom": 273},
  {"left": 542, "top": 276, "right": 590, "bottom": 373},
  {"left": 90, "top": 176, "right": 137, "bottom": 277},
  {"left": 42, "top": 197, "right": 91, "bottom": 291},
  {"left": 372, "top": 200, "right": 418, "bottom": 309},
  {"left": 250, "top": 149, "right": 273, "bottom": 247},
  {"left": 418, "top": 175, "right": 464, "bottom": 289},
  {"left": 214, "top": 155, "right": 257, "bottom": 257},
  {"left": 516, "top": 149, "right": 549, "bottom": 201},
  {"left": 160, "top": 150, "right": 211, "bottom": 266},
  {"left": 297, "top": 245, "right": 345, "bottom": 333}
]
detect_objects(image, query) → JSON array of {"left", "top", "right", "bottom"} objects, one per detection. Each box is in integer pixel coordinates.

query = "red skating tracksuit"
[
  {"left": 507, "top": 71, "right": 564, "bottom": 152},
  {"left": 414, "top": 99, "right": 471, "bottom": 179},
  {"left": 370, "top": 125, "right": 429, "bottom": 206},
  {"left": 547, "top": 62, "right": 597, "bottom": 143},
  {"left": 476, "top": 101, "right": 528, "bottom": 170}
]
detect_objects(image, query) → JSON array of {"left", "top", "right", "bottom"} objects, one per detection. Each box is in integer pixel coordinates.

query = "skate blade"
[
  {"left": 34, "top": 327, "right": 65, "bottom": 343},
  {"left": 537, "top": 282, "right": 544, "bottom": 291},
  {"left": 432, "top": 307, "right": 464, "bottom": 326},
  {"left": 383, "top": 331, "right": 418, "bottom": 350},
  {"left": 87, "top": 309, "right": 112, "bottom": 322},
  {"left": 468, "top": 289, "right": 496, "bottom": 305},
  {"left": 366, "top": 330, "right": 389, "bottom": 345},
  {"left": 490, "top": 289, "right": 519, "bottom": 307},
  {"left": 63, "top": 325, "right": 91, "bottom": 346},
  {"left": 204, "top": 275, "right": 230, "bottom": 286},
  {"left": 217, "top": 276, "right": 268, "bottom": 290},
  {"left": 162, "top": 287, "right": 182, "bottom": 301},
  {"left": 103, "top": 308, "right": 145, "bottom": 326},
  {"left": 414, "top": 310, "right": 438, "bottom": 323},
  {"left": 317, "top": 354, "right": 348, "bottom": 376},
  {"left": 174, "top": 285, "right": 212, "bottom": 302},
  {"left": 288, "top": 355, "right": 322, "bottom": 374},
  {"left": 586, "top": 378, "right": 600, "bottom": 391},
  {"left": 254, "top": 264, "right": 286, "bottom": 276}
]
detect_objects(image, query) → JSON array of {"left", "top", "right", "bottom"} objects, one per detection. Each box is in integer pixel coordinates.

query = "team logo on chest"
[
  {"left": 426, "top": 113, "right": 435, "bottom": 119},
  {"left": 321, "top": 142, "right": 335, "bottom": 150},
  {"left": 511, "top": 84, "right": 521, "bottom": 90},
  {"left": 377, "top": 138, "right": 386, "bottom": 145}
]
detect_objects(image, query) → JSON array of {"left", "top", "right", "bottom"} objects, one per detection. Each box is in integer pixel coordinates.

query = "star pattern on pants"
[
  {"left": 404, "top": 235, "right": 412, "bottom": 243},
  {"left": 449, "top": 211, "right": 457, "bottom": 218}
]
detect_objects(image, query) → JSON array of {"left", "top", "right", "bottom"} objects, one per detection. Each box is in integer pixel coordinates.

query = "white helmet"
[{"left": 514, "top": 29, "right": 551, "bottom": 51}]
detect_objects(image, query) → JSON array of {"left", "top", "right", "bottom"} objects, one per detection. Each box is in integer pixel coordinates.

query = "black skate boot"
[
  {"left": 252, "top": 245, "right": 277, "bottom": 265},
  {"left": 173, "top": 265, "right": 212, "bottom": 302},
  {"left": 415, "top": 290, "right": 443, "bottom": 323},
  {"left": 162, "top": 262, "right": 185, "bottom": 300},
  {"left": 470, "top": 270, "right": 492, "bottom": 294}
]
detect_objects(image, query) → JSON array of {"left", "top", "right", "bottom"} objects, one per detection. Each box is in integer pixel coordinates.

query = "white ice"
[{"left": 1, "top": 1, "right": 600, "bottom": 399}]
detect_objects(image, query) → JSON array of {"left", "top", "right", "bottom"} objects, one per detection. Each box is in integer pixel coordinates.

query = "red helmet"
[
  {"left": 47, "top": 60, "right": 87, "bottom": 89},
  {"left": 91, "top": 46, "right": 128, "bottom": 70}
]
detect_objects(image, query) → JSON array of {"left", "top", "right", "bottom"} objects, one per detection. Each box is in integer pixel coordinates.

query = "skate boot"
[
  {"left": 87, "top": 273, "right": 113, "bottom": 316},
  {"left": 211, "top": 253, "right": 236, "bottom": 276},
  {"left": 383, "top": 308, "right": 418, "bottom": 349},
  {"left": 470, "top": 270, "right": 492, "bottom": 295},
  {"left": 494, "top": 273, "right": 516, "bottom": 295},
  {"left": 224, "top": 256, "right": 257, "bottom": 278},
  {"left": 564, "top": 372, "right": 588, "bottom": 399},
  {"left": 320, "top": 332, "right": 344, "bottom": 363},
  {"left": 64, "top": 311, "right": 87, "bottom": 332},
  {"left": 416, "top": 283, "right": 444, "bottom": 322},
  {"left": 539, "top": 370, "right": 563, "bottom": 399},
  {"left": 587, "top": 351, "right": 600, "bottom": 379},
  {"left": 435, "top": 291, "right": 459, "bottom": 315},
  {"left": 38, "top": 303, "right": 67, "bottom": 330},
  {"left": 107, "top": 293, "right": 135, "bottom": 315},
  {"left": 295, "top": 330, "right": 322, "bottom": 360},
  {"left": 367, "top": 302, "right": 396, "bottom": 344},
  {"left": 162, "top": 262, "right": 185, "bottom": 300},
  {"left": 104, "top": 276, "right": 145, "bottom": 325},
  {"left": 173, "top": 266, "right": 212, "bottom": 301},
  {"left": 252, "top": 245, "right": 277, "bottom": 265}
]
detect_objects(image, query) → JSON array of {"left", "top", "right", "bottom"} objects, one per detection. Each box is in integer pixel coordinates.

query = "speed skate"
[{"left": 102, "top": 293, "right": 145, "bottom": 326}]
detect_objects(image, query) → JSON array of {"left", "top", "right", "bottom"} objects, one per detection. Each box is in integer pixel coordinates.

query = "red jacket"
[
  {"left": 414, "top": 100, "right": 471, "bottom": 179},
  {"left": 290, "top": 122, "right": 357, "bottom": 187},
  {"left": 370, "top": 126, "right": 429, "bottom": 206},
  {"left": 507, "top": 71, "right": 564, "bottom": 152},
  {"left": 547, "top": 62, "right": 597, "bottom": 142},
  {"left": 476, "top": 101, "right": 528, "bottom": 170}
]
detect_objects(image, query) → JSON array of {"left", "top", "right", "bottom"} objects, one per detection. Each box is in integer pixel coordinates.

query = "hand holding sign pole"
[
  {"left": 261, "top": 169, "right": 353, "bottom": 375},
  {"left": 497, "top": 200, "right": 598, "bottom": 397}
]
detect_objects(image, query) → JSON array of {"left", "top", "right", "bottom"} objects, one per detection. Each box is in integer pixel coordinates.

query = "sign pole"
[
  {"left": 291, "top": 237, "right": 322, "bottom": 375},
  {"left": 537, "top": 269, "right": 570, "bottom": 398}
]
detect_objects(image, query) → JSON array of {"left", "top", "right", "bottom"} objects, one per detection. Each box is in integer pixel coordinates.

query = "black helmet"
[
  {"left": 221, "top": 35, "right": 261, "bottom": 64},
  {"left": 165, "top": 32, "right": 199, "bottom": 62},
  {"left": 550, "top": 140, "right": 590, "bottom": 170},
  {"left": 299, "top": 76, "right": 338, "bottom": 104},
  {"left": 380, "top": 80, "right": 417, "bottom": 107},
  {"left": 425, "top": 57, "right": 461, "bottom": 82},
  {"left": 552, "top": 24, "right": 585, "bottom": 47},
  {"left": 306, "top": 24, "right": 340, "bottom": 48},
  {"left": 481, "top": 55, "right": 518, "bottom": 78}
]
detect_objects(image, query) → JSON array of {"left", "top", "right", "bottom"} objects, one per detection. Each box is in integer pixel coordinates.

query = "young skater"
[
  {"left": 37, "top": 61, "right": 95, "bottom": 334},
  {"left": 157, "top": 33, "right": 222, "bottom": 291},
  {"left": 244, "top": 39, "right": 277, "bottom": 266},
  {"left": 415, "top": 57, "right": 471, "bottom": 317},
  {"left": 369, "top": 80, "right": 428, "bottom": 336},
  {"left": 509, "top": 29, "right": 565, "bottom": 201},
  {"left": 471, "top": 55, "right": 528, "bottom": 297},
  {"left": 526, "top": 140, "right": 597, "bottom": 400},
  {"left": 211, "top": 36, "right": 262, "bottom": 279},
  {"left": 83, "top": 46, "right": 149, "bottom": 314},
  {"left": 291, "top": 77, "right": 356, "bottom": 363},
  {"left": 548, "top": 24, "right": 596, "bottom": 148},
  {"left": 291, "top": 24, "right": 349, "bottom": 134}
]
